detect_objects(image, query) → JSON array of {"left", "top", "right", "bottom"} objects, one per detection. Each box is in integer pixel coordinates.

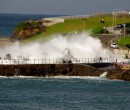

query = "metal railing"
[{"left": 0, "top": 58, "right": 113, "bottom": 65}]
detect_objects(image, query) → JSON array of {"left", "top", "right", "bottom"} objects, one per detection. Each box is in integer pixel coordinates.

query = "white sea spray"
[{"left": 0, "top": 32, "right": 116, "bottom": 61}]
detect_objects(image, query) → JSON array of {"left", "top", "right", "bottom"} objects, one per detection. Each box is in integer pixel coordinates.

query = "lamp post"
[
  {"left": 112, "top": 9, "right": 128, "bottom": 37},
  {"left": 116, "top": 34, "right": 118, "bottom": 43},
  {"left": 112, "top": 10, "right": 117, "bottom": 32},
  {"left": 124, "top": 24, "right": 126, "bottom": 37},
  {"left": 123, "top": 13, "right": 126, "bottom": 37},
  {"left": 83, "top": 18, "right": 85, "bottom": 33}
]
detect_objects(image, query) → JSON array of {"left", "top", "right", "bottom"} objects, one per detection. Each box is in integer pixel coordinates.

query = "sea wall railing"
[
  {"left": 42, "top": 12, "right": 112, "bottom": 26},
  {"left": 0, "top": 58, "right": 114, "bottom": 65},
  {"left": 46, "top": 12, "right": 112, "bottom": 20}
]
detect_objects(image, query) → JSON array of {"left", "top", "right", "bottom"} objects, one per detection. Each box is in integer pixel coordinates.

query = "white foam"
[
  {"left": 0, "top": 76, "right": 7, "bottom": 78},
  {"left": 100, "top": 72, "right": 108, "bottom": 78},
  {"left": 48, "top": 75, "right": 108, "bottom": 80},
  {"left": 17, "top": 75, "right": 41, "bottom": 78},
  {"left": 0, "top": 32, "right": 115, "bottom": 60}
]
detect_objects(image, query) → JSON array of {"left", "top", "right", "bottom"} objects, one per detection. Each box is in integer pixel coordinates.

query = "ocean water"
[
  {"left": 0, "top": 76, "right": 130, "bottom": 110},
  {"left": 0, "top": 13, "right": 59, "bottom": 37}
]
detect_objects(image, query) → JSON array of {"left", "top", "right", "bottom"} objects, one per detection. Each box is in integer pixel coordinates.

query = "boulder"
[
  {"left": 12, "top": 20, "right": 45, "bottom": 40},
  {"left": 107, "top": 68, "right": 130, "bottom": 81},
  {"left": 122, "top": 70, "right": 130, "bottom": 81}
]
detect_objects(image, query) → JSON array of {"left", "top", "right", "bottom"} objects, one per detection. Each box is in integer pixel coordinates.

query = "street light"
[
  {"left": 112, "top": 9, "right": 128, "bottom": 36},
  {"left": 112, "top": 10, "right": 117, "bottom": 33},
  {"left": 124, "top": 24, "right": 126, "bottom": 37}
]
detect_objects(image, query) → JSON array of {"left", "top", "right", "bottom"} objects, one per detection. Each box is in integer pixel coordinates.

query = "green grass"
[
  {"left": 22, "top": 14, "right": 130, "bottom": 43},
  {"left": 117, "top": 37, "right": 130, "bottom": 47}
]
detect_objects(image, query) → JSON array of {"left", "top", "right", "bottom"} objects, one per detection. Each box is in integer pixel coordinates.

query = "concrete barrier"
[
  {"left": 0, "top": 64, "right": 104, "bottom": 77},
  {"left": 113, "top": 49, "right": 130, "bottom": 58}
]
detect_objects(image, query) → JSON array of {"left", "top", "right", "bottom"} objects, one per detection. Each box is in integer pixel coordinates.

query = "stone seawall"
[
  {"left": 0, "top": 64, "right": 104, "bottom": 77},
  {"left": 1, "top": 64, "right": 130, "bottom": 81},
  {"left": 71, "top": 64, "right": 104, "bottom": 76}
]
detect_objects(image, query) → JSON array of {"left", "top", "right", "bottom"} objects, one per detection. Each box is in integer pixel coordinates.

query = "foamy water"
[
  {"left": 100, "top": 72, "right": 108, "bottom": 78},
  {"left": 0, "top": 73, "right": 108, "bottom": 81},
  {"left": 0, "top": 33, "right": 116, "bottom": 60}
]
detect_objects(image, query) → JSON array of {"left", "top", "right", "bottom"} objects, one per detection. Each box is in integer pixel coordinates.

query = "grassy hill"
[
  {"left": 22, "top": 14, "right": 130, "bottom": 43},
  {"left": 117, "top": 37, "right": 130, "bottom": 48}
]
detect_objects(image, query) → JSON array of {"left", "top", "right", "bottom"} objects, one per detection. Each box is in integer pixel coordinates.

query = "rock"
[
  {"left": 71, "top": 64, "right": 104, "bottom": 76},
  {"left": 14, "top": 27, "right": 40, "bottom": 40},
  {"left": 107, "top": 68, "right": 130, "bottom": 81},
  {"left": 12, "top": 20, "right": 46, "bottom": 40},
  {"left": 122, "top": 70, "right": 130, "bottom": 81}
]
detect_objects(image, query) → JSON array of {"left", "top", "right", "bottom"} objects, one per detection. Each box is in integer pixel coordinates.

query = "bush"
[
  {"left": 15, "top": 22, "right": 26, "bottom": 30},
  {"left": 126, "top": 44, "right": 130, "bottom": 48}
]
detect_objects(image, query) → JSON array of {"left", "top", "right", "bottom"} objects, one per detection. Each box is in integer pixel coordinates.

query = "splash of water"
[
  {"left": 100, "top": 72, "right": 108, "bottom": 78},
  {"left": 0, "top": 32, "right": 115, "bottom": 60}
]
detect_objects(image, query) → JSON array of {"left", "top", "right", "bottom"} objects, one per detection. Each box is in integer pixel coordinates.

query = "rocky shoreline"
[
  {"left": 107, "top": 68, "right": 130, "bottom": 81},
  {"left": 0, "top": 64, "right": 130, "bottom": 81}
]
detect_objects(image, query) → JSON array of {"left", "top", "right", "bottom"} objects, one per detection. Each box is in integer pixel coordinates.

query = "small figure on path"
[
  {"left": 99, "top": 57, "right": 102, "bottom": 63},
  {"left": 100, "top": 18, "right": 105, "bottom": 23}
]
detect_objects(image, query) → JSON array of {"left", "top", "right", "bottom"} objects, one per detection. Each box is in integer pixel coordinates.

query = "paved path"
[
  {"left": 94, "top": 33, "right": 130, "bottom": 59},
  {"left": 0, "top": 37, "right": 12, "bottom": 47},
  {"left": 93, "top": 34, "right": 116, "bottom": 47}
]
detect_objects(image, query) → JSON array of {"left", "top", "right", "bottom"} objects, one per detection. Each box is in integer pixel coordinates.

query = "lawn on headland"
[
  {"left": 22, "top": 14, "right": 130, "bottom": 43},
  {"left": 117, "top": 37, "right": 130, "bottom": 48}
]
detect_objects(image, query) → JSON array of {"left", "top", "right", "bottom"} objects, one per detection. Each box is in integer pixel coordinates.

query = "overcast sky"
[{"left": 0, "top": 0, "right": 130, "bottom": 15}]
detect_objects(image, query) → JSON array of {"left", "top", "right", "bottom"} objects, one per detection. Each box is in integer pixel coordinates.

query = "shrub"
[{"left": 126, "top": 44, "right": 130, "bottom": 48}]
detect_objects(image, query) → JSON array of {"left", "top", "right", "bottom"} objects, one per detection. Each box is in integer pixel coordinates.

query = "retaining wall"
[{"left": 0, "top": 64, "right": 104, "bottom": 77}]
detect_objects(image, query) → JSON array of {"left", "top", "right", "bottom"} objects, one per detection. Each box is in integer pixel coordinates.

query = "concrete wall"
[
  {"left": 42, "top": 18, "right": 64, "bottom": 26},
  {"left": 0, "top": 64, "right": 103, "bottom": 77},
  {"left": 113, "top": 49, "right": 130, "bottom": 58}
]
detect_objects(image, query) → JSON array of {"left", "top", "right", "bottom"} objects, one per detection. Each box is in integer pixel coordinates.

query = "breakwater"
[
  {"left": 1, "top": 63, "right": 130, "bottom": 81},
  {"left": 0, "top": 64, "right": 104, "bottom": 77}
]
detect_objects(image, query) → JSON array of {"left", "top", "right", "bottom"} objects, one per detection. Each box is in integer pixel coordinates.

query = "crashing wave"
[{"left": 100, "top": 72, "right": 108, "bottom": 78}]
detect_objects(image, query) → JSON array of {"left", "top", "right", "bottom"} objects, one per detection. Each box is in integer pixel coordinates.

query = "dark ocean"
[
  {"left": 0, "top": 13, "right": 60, "bottom": 37},
  {"left": 0, "top": 76, "right": 130, "bottom": 110}
]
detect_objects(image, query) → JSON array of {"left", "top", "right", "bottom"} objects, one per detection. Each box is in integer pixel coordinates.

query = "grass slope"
[
  {"left": 23, "top": 14, "right": 130, "bottom": 43},
  {"left": 117, "top": 37, "right": 130, "bottom": 48}
]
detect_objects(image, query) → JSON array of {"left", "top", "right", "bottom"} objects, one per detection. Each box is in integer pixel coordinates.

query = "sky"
[{"left": 0, "top": 0, "right": 130, "bottom": 15}]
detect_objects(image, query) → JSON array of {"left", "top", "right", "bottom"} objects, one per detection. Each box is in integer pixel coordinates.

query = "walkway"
[
  {"left": 0, "top": 37, "right": 12, "bottom": 47},
  {"left": 0, "top": 58, "right": 114, "bottom": 65}
]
